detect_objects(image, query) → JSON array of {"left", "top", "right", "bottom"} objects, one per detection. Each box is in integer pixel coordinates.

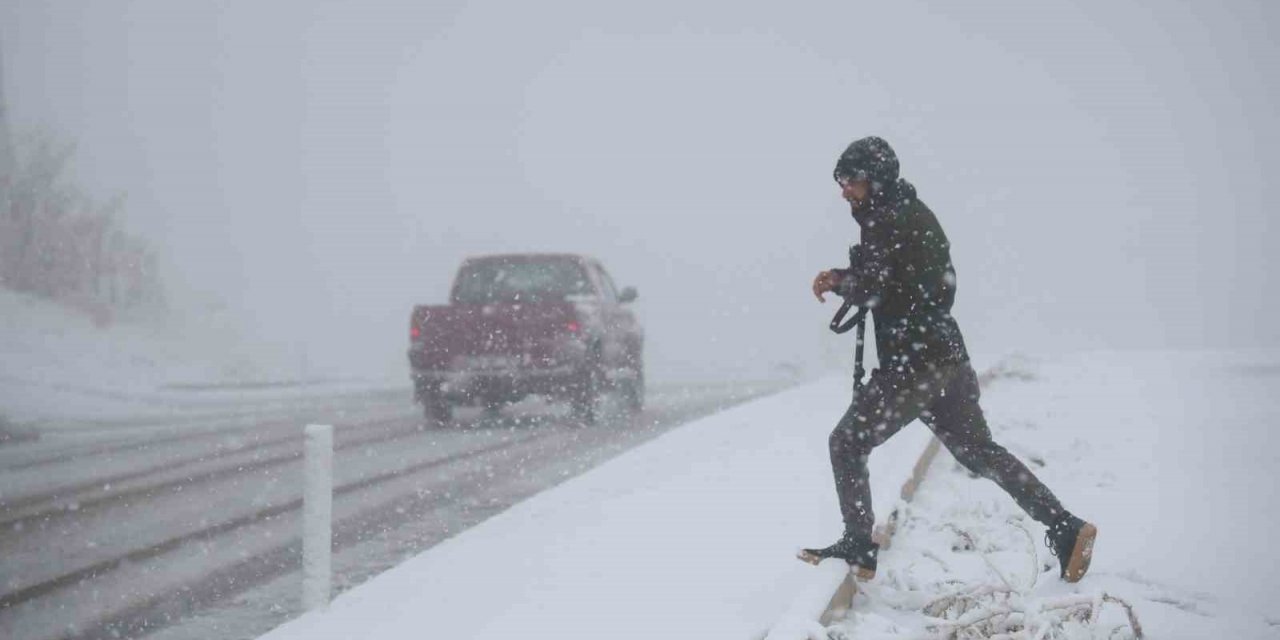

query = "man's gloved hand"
[{"left": 812, "top": 270, "right": 843, "bottom": 302}]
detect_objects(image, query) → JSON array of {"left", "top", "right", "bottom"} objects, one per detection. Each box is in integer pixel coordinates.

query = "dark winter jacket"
[{"left": 833, "top": 177, "right": 969, "bottom": 373}]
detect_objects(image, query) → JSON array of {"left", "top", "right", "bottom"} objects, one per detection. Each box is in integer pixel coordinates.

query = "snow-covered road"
[{"left": 0, "top": 381, "right": 785, "bottom": 640}]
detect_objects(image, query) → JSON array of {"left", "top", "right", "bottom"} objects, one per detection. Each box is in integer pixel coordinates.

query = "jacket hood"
[{"left": 834, "top": 136, "right": 900, "bottom": 193}]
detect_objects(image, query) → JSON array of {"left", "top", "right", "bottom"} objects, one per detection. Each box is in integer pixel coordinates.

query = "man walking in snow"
[{"left": 803, "top": 136, "right": 1096, "bottom": 582}]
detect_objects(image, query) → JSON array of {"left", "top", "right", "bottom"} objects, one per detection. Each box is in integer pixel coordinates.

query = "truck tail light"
[
  {"left": 566, "top": 321, "right": 581, "bottom": 334},
  {"left": 410, "top": 306, "right": 428, "bottom": 340}
]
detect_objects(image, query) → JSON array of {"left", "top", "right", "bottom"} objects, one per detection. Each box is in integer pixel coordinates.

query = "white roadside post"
[{"left": 303, "top": 424, "right": 333, "bottom": 610}]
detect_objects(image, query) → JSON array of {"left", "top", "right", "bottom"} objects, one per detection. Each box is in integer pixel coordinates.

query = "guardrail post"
[{"left": 303, "top": 424, "right": 333, "bottom": 610}]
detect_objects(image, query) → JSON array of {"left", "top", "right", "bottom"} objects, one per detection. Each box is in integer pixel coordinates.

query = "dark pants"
[{"left": 829, "top": 360, "right": 1066, "bottom": 541}]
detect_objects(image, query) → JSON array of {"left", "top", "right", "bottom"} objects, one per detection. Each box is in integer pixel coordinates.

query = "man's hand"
[{"left": 812, "top": 270, "right": 842, "bottom": 302}]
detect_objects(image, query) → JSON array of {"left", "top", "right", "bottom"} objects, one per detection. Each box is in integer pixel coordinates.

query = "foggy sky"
[{"left": 3, "top": 0, "right": 1277, "bottom": 382}]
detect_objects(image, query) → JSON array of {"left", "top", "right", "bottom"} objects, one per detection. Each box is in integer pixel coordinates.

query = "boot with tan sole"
[
  {"left": 1046, "top": 514, "right": 1097, "bottom": 583},
  {"left": 798, "top": 535, "right": 878, "bottom": 580}
]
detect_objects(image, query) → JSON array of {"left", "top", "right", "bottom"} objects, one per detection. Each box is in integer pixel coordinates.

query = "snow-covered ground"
[
  {"left": 255, "top": 349, "right": 1280, "bottom": 640},
  {"left": 834, "top": 350, "right": 1280, "bottom": 639},
  {"left": 0, "top": 289, "right": 406, "bottom": 427},
  {"left": 251, "top": 374, "right": 928, "bottom": 640}
]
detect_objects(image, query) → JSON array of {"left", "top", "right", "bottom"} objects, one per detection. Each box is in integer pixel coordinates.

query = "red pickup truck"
[{"left": 408, "top": 254, "right": 644, "bottom": 425}]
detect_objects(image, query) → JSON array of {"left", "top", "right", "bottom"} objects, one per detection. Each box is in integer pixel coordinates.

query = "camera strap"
[
  {"left": 829, "top": 298, "right": 870, "bottom": 393},
  {"left": 829, "top": 298, "right": 867, "bottom": 334}
]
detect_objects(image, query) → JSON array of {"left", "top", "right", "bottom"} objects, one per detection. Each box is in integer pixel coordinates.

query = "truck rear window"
[{"left": 453, "top": 259, "right": 592, "bottom": 304}]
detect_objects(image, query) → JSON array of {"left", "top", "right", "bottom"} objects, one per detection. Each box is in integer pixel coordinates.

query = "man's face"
[{"left": 839, "top": 177, "right": 870, "bottom": 208}]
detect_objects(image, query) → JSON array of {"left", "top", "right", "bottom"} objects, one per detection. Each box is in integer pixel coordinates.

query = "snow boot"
[
  {"left": 1045, "top": 514, "right": 1097, "bottom": 583},
  {"left": 799, "top": 535, "right": 878, "bottom": 580}
]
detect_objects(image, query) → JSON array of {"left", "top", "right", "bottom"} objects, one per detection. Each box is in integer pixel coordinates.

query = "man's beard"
[{"left": 848, "top": 198, "right": 871, "bottom": 226}]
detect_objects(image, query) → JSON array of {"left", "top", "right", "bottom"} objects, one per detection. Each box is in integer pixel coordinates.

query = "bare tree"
[{"left": 0, "top": 130, "right": 163, "bottom": 321}]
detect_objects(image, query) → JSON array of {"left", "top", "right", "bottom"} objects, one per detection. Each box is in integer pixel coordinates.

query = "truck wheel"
[
  {"left": 622, "top": 366, "right": 645, "bottom": 413},
  {"left": 571, "top": 362, "right": 603, "bottom": 426},
  {"left": 422, "top": 393, "right": 452, "bottom": 425}
]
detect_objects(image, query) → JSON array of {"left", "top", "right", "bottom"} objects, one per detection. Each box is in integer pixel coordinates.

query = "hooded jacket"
[{"left": 832, "top": 137, "right": 969, "bottom": 372}]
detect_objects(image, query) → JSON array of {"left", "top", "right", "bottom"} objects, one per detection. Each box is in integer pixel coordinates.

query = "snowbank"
[
  {"left": 831, "top": 349, "right": 1280, "bottom": 639},
  {"left": 257, "top": 375, "right": 934, "bottom": 640},
  {"left": 0, "top": 288, "right": 405, "bottom": 424}
]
